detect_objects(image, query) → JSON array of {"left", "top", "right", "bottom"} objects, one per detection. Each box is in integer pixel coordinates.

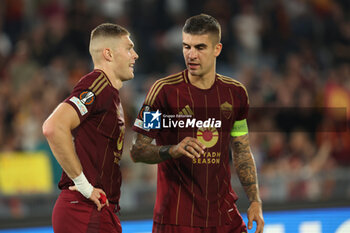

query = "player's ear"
[
  {"left": 102, "top": 48, "right": 113, "bottom": 62},
  {"left": 214, "top": 43, "right": 222, "bottom": 57}
]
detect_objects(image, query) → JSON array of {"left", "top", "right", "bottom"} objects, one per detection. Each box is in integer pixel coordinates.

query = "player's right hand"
[
  {"left": 89, "top": 188, "right": 109, "bottom": 211},
  {"left": 170, "top": 137, "right": 206, "bottom": 159},
  {"left": 69, "top": 186, "right": 109, "bottom": 211}
]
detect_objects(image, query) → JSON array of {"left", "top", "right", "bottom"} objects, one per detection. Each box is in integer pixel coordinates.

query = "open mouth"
[{"left": 188, "top": 63, "right": 199, "bottom": 69}]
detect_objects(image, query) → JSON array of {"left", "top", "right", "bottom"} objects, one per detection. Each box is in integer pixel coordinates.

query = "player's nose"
[
  {"left": 133, "top": 50, "right": 139, "bottom": 60},
  {"left": 188, "top": 49, "right": 198, "bottom": 60}
]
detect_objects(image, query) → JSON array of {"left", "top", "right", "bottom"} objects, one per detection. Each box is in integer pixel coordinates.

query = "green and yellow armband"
[{"left": 230, "top": 119, "right": 248, "bottom": 137}]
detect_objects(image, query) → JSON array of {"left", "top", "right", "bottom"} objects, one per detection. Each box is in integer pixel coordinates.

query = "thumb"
[
  {"left": 248, "top": 216, "right": 253, "bottom": 229},
  {"left": 69, "top": 185, "right": 78, "bottom": 191}
]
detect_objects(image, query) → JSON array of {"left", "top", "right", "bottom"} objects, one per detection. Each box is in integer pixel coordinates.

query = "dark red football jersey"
[
  {"left": 132, "top": 70, "right": 249, "bottom": 227},
  {"left": 60, "top": 69, "right": 125, "bottom": 204}
]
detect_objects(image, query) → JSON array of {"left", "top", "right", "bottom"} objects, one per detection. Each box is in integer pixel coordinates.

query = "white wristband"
[{"left": 72, "top": 172, "right": 93, "bottom": 199}]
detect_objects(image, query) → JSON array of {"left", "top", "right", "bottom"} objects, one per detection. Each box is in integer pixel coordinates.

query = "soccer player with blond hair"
[{"left": 43, "top": 23, "right": 138, "bottom": 233}]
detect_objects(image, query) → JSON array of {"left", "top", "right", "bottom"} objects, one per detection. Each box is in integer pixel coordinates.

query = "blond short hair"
[{"left": 89, "top": 23, "right": 129, "bottom": 64}]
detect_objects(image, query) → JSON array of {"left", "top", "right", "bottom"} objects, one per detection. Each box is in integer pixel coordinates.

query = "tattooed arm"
[
  {"left": 231, "top": 134, "right": 264, "bottom": 233},
  {"left": 130, "top": 134, "right": 164, "bottom": 164},
  {"left": 130, "top": 133, "right": 205, "bottom": 164},
  {"left": 231, "top": 134, "right": 261, "bottom": 203}
]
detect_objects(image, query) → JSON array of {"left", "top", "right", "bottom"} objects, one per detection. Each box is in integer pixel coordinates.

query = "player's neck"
[
  {"left": 110, "top": 78, "right": 123, "bottom": 90},
  {"left": 94, "top": 66, "right": 123, "bottom": 90},
  {"left": 188, "top": 70, "right": 216, "bottom": 90}
]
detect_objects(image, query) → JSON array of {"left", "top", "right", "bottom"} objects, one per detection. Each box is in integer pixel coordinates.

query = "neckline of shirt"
[
  {"left": 184, "top": 69, "right": 218, "bottom": 92},
  {"left": 93, "top": 69, "right": 119, "bottom": 94}
]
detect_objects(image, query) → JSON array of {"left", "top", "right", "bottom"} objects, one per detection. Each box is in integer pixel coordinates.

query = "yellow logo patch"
[{"left": 196, "top": 127, "right": 219, "bottom": 148}]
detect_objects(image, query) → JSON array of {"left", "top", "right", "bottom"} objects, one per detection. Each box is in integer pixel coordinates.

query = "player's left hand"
[{"left": 247, "top": 201, "right": 264, "bottom": 233}]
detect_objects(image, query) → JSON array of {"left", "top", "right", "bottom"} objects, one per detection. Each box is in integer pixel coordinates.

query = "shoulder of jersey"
[
  {"left": 217, "top": 74, "right": 249, "bottom": 100},
  {"left": 217, "top": 73, "right": 248, "bottom": 90},
  {"left": 80, "top": 70, "right": 112, "bottom": 96},
  {"left": 144, "top": 71, "right": 184, "bottom": 105},
  {"left": 216, "top": 74, "right": 244, "bottom": 88}
]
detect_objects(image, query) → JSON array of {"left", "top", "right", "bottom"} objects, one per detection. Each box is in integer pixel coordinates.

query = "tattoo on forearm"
[
  {"left": 232, "top": 134, "right": 261, "bottom": 203},
  {"left": 236, "top": 161, "right": 256, "bottom": 186},
  {"left": 131, "top": 134, "right": 168, "bottom": 164}
]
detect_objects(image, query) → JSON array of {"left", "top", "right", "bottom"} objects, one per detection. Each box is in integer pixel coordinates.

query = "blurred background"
[{"left": 0, "top": 0, "right": 350, "bottom": 232}]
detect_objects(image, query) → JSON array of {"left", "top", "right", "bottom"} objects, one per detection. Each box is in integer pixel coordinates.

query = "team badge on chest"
[{"left": 220, "top": 101, "right": 233, "bottom": 119}]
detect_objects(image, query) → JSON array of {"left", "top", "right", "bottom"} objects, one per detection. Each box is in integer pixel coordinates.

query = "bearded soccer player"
[
  {"left": 131, "top": 14, "right": 264, "bottom": 233},
  {"left": 42, "top": 23, "right": 138, "bottom": 233}
]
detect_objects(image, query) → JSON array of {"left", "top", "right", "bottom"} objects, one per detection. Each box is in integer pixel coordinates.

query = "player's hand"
[
  {"left": 170, "top": 137, "right": 206, "bottom": 159},
  {"left": 247, "top": 201, "right": 264, "bottom": 233},
  {"left": 69, "top": 186, "right": 109, "bottom": 211}
]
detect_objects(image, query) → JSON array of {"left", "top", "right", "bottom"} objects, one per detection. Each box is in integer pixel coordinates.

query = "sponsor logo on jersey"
[
  {"left": 192, "top": 151, "right": 221, "bottom": 164},
  {"left": 197, "top": 127, "right": 219, "bottom": 148},
  {"left": 117, "top": 127, "right": 125, "bottom": 151}
]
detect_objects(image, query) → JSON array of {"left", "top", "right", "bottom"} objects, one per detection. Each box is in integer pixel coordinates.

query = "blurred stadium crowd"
[{"left": 0, "top": 0, "right": 350, "bottom": 222}]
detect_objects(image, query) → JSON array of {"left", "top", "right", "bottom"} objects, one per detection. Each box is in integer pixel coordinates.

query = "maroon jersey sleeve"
[
  {"left": 132, "top": 80, "right": 165, "bottom": 138},
  {"left": 64, "top": 71, "right": 111, "bottom": 122},
  {"left": 133, "top": 72, "right": 185, "bottom": 138},
  {"left": 235, "top": 84, "right": 249, "bottom": 121}
]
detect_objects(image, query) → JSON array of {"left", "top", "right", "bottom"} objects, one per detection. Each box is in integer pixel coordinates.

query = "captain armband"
[{"left": 230, "top": 119, "right": 249, "bottom": 137}]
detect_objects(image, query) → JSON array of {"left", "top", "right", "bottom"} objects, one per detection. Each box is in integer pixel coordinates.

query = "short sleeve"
[
  {"left": 231, "top": 85, "right": 249, "bottom": 137},
  {"left": 236, "top": 85, "right": 249, "bottom": 121},
  {"left": 132, "top": 80, "right": 164, "bottom": 139},
  {"left": 64, "top": 74, "right": 110, "bottom": 122}
]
